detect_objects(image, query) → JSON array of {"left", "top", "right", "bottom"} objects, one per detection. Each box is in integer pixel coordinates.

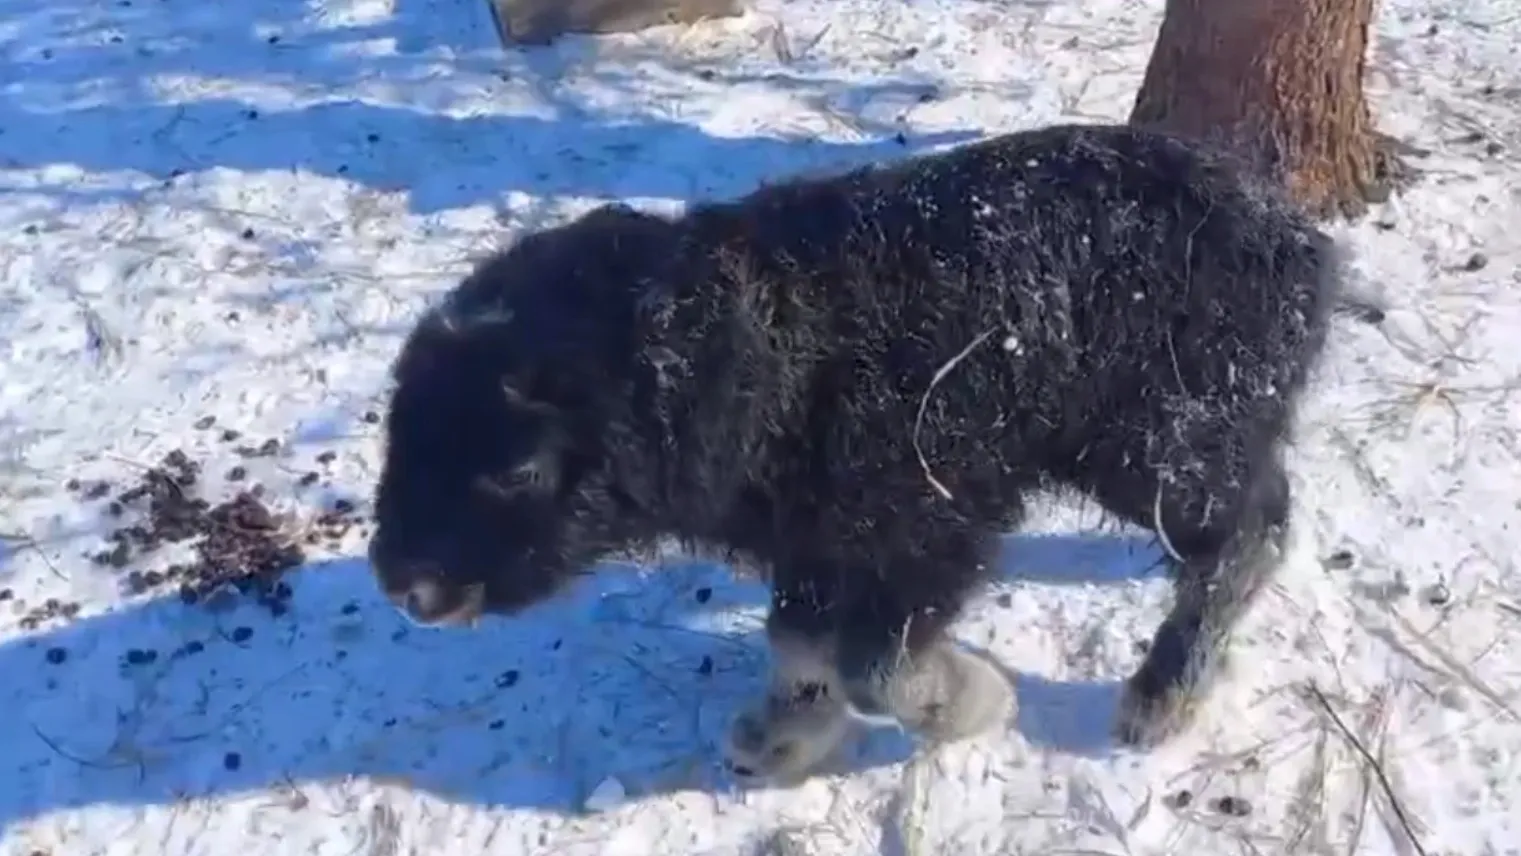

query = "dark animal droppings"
[
  {"left": 1324, "top": 549, "right": 1356, "bottom": 570},
  {"left": 1212, "top": 796, "right": 1251, "bottom": 817}
]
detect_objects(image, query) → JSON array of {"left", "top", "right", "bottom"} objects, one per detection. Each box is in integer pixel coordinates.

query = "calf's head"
[
  {"left": 368, "top": 317, "right": 569, "bottom": 625},
  {"left": 368, "top": 205, "right": 670, "bottom": 627}
]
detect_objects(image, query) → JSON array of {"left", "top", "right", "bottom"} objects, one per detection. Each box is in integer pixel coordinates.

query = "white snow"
[{"left": 1, "top": 0, "right": 1518, "bottom": 853}]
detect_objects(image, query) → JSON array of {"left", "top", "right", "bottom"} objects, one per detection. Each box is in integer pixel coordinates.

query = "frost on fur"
[{"left": 368, "top": 122, "right": 1346, "bottom": 778}]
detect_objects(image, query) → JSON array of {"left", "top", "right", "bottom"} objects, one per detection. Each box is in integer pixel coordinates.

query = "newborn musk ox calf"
[{"left": 368, "top": 122, "right": 1348, "bottom": 783}]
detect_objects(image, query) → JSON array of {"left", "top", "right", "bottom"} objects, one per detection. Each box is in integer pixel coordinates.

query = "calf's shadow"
[{"left": 0, "top": 529, "right": 1162, "bottom": 831}]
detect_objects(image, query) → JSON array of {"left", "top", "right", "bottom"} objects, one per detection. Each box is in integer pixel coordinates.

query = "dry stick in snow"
[
  {"left": 1152, "top": 483, "right": 1187, "bottom": 563},
  {"left": 912, "top": 330, "right": 995, "bottom": 500},
  {"left": 1344, "top": 682, "right": 1395, "bottom": 856},
  {"left": 0, "top": 531, "right": 67, "bottom": 580},
  {"left": 1303, "top": 683, "right": 1428, "bottom": 856}
]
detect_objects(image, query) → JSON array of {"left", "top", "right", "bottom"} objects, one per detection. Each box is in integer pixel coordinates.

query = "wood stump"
[{"left": 489, "top": 0, "right": 742, "bottom": 46}]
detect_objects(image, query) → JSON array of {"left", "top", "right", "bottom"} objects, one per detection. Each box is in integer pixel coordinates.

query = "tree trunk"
[{"left": 1129, "top": 0, "right": 1407, "bottom": 220}]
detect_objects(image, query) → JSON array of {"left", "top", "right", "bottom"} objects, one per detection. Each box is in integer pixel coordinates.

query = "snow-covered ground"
[{"left": 2, "top": 0, "right": 1518, "bottom": 852}]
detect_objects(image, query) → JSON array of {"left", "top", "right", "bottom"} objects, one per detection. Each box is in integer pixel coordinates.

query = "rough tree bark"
[{"left": 1129, "top": 0, "right": 1412, "bottom": 220}]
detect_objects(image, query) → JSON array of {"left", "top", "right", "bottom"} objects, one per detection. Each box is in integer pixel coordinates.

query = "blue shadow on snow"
[
  {"left": 0, "top": 0, "right": 982, "bottom": 214},
  {"left": 1, "top": 98, "right": 980, "bottom": 215},
  {"left": 0, "top": 531, "right": 1163, "bottom": 831},
  {"left": 0, "top": 0, "right": 1120, "bottom": 832}
]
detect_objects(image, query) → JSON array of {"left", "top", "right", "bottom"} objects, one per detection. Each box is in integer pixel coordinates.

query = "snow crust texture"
[{"left": 0, "top": 0, "right": 1517, "bottom": 854}]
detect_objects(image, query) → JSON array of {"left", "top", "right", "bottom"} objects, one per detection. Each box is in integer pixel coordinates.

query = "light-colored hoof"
[
  {"left": 879, "top": 644, "right": 1016, "bottom": 745},
  {"left": 724, "top": 683, "right": 854, "bottom": 786}
]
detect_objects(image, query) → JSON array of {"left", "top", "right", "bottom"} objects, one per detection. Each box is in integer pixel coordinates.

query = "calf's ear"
[{"left": 475, "top": 382, "right": 568, "bottom": 500}]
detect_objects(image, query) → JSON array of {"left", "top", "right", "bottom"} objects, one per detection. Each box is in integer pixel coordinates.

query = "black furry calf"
[{"left": 368, "top": 122, "right": 1349, "bottom": 782}]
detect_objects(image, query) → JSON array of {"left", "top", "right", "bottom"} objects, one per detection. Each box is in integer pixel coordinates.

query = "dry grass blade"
[
  {"left": 890, "top": 752, "right": 933, "bottom": 856},
  {"left": 366, "top": 801, "right": 402, "bottom": 856},
  {"left": 1302, "top": 684, "right": 1428, "bottom": 856},
  {"left": 1384, "top": 609, "right": 1519, "bottom": 724},
  {"left": 1283, "top": 722, "right": 1332, "bottom": 854},
  {"left": 0, "top": 529, "right": 68, "bottom": 579},
  {"left": 30, "top": 721, "right": 143, "bottom": 773},
  {"left": 1343, "top": 683, "right": 1395, "bottom": 856}
]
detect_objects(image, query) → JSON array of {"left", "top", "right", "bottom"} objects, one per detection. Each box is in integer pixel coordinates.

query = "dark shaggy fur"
[{"left": 368, "top": 122, "right": 1348, "bottom": 778}]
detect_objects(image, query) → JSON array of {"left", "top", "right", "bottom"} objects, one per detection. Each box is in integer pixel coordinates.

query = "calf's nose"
[{"left": 383, "top": 568, "right": 482, "bottom": 628}]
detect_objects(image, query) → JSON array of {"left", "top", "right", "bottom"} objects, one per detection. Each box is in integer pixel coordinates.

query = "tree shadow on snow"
[
  {"left": 0, "top": 0, "right": 983, "bottom": 214},
  {"left": 0, "top": 98, "right": 976, "bottom": 214},
  {"left": 0, "top": 530, "right": 1159, "bottom": 831}
]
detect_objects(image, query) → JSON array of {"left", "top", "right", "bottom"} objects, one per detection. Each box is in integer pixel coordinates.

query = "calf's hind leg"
[{"left": 1114, "top": 453, "right": 1294, "bottom": 748}]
